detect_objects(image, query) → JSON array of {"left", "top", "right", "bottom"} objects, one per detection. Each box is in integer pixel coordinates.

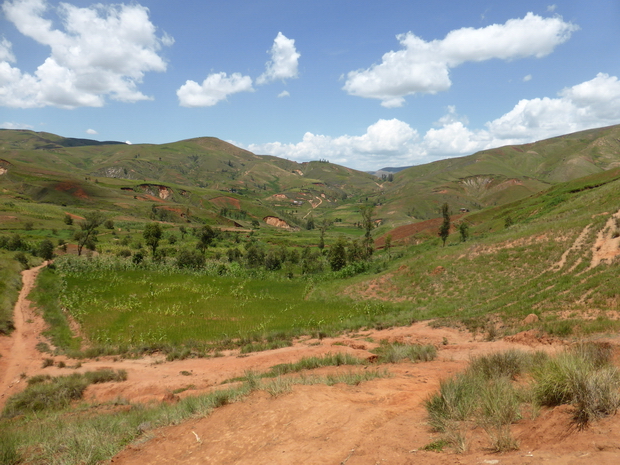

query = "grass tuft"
[{"left": 372, "top": 341, "right": 437, "bottom": 364}]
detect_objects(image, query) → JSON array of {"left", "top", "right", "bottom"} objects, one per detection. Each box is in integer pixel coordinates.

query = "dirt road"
[{"left": 0, "top": 262, "right": 49, "bottom": 408}]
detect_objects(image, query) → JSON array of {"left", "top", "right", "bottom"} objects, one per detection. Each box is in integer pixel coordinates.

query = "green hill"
[{"left": 377, "top": 124, "right": 620, "bottom": 223}]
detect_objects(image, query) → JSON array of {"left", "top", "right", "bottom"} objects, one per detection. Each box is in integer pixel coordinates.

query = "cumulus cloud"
[
  {"left": 1, "top": 121, "right": 33, "bottom": 129},
  {"left": 278, "top": 90, "right": 290, "bottom": 98},
  {"left": 0, "top": 0, "right": 172, "bottom": 108},
  {"left": 247, "top": 74, "right": 620, "bottom": 170},
  {"left": 247, "top": 119, "right": 421, "bottom": 170},
  {"left": 256, "top": 32, "right": 300, "bottom": 85},
  {"left": 176, "top": 72, "right": 253, "bottom": 107},
  {"left": 343, "top": 13, "right": 578, "bottom": 107},
  {"left": 523, "top": 74, "right": 532, "bottom": 82},
  {"left": 86, "top": 128, "right": 97, "bottom": 135}
]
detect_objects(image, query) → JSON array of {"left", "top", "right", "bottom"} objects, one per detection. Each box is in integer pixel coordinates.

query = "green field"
[{"left": 52, "top": 257, "right": 402, "bottom": 350}]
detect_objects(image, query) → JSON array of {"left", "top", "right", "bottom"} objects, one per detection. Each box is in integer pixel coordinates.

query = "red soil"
[
  {"left": 210, "top": 196, "right": 242, "bottom": 210},
  {"left": 375, "top": 215, "right": 463, "bottom": 248}
]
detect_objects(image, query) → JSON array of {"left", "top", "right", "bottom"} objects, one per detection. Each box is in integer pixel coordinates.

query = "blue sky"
[{"left": 1, "top": 0, "right": 619, "bottom": 171}]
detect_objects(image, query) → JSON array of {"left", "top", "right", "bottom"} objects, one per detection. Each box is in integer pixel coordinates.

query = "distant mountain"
[
  {"left": 0, "top": 129, "right": 382, "bottom": 229},
  {"left": 3, "top": 125, "right": 620, "bottom": 229},
  {"left": 0, "top": 129, "right": 126, "bottom": 148}
]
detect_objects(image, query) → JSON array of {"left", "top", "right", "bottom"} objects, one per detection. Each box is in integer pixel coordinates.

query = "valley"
[{"left": 1, "top": 125, "right": 620, "bottom": 463}]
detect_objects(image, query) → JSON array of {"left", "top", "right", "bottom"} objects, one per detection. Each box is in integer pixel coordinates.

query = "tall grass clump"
[
  {"left": 372, "top": 341, "right": 437, "bottom": 363},
  {"left": 426, "top": 350, "right": 534, "bottom": 452},
  {"left": 265, "top": 352, "right": 365, "bottom": 378},
  {"left": 2, "top": 370, "right": 128, "bottom": 418},
  {"left": 533, "top": 342, "right": 620, "bottom": 428},
  {"left": 0, "top": 430, "right": 22, "bottom": 465}
]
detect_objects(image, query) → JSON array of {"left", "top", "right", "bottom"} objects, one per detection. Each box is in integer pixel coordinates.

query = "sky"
[{"left": 1, "top": 0, "right": 619, "bottom": 171}]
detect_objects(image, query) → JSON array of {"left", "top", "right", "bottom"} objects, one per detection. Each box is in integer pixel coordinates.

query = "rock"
[{"left": 522, "top": 313, "right": 539, "bottom": 324}]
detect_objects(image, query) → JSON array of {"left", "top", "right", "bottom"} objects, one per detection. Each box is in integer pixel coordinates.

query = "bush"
[{"left": 175, "top": 249, "right": 205, "bottom": 270}]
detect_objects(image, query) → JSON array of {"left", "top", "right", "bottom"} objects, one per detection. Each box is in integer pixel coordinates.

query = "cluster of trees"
[{"left": 0, "top": 234, "right": 56, "bottom": 265}]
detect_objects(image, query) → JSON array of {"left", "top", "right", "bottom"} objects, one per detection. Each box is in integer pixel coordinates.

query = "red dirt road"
[{"left": 0, "top": 262, "right": 49, "bottom": 407}]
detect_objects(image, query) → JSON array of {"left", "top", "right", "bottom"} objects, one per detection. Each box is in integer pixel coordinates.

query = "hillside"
[
  {"left": 378, "top": 124, "right": 620, "bottom": 222},
  {"left": 0, "top": 129, "right": 381, "bottom": 230},
  {"left": 4, "top": 125, "right": 620, "bottom": 233}
]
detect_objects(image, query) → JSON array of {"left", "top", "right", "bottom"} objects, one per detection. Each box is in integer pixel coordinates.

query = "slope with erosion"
[
  {"left": 379, "top": 124, "right": 620, "bottom": 221},
  {"left": 336, "top": 167, "right": 620, "bottom": 339}
]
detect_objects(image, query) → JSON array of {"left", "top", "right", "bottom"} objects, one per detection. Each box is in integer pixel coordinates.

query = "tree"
[
  {"left": 37, "top": 239, "right": 55, "bottom": 261},
  {"left": 63, "top": 214, "right": 73, "bottom": 226},
  {"left": 329, "top": 236, "right": 347, "bottom": 271},
  {"left": 143, "top": 223, "right": 163, "bottom": 256},
  {"left": 438, "top": 203, "right": 450, "bottom": 247},
  {"left": 264, "top": 250, "right": 282, "bottom": 271},
  {"left": 360, "top": 205, "right": 375, "bottom": 259},
  {"left": 197, "top": 225, "right": 216, "bottom": 254},
  {"left": 306, "top": 215, "right": 315, "bottom": 230},
  {"left": 245, "top": 244, "right": 264, "bottom": 268},
  {"left": 458, "top": 222, "right": 469, "bottom": 242},
  {"left": 384, "top": 234, "right": 392, "bottom": 259},
  {"left": 74, "top": 211, "right": 105, "bottom": 256},
  {"left": 318, "top": 219, "right": 329, "bottom": 250}
]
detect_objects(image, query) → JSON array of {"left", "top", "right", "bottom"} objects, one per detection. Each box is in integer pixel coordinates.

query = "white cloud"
[
  {"left": 0, "top": 0, "right": 172, "bottom": 108},
  {"left": 256, "top": 32, "right": 300, "bottom": 85},
  {"left": 278, "top": 90, "right": 290, "bottom": 98},
  {"left": 486, "top": 73, "right": 620, "bottom": 141},
  {"left": 86, "top": 128, "right": 97, "bottom": 135},
  {"left": 247, "top": 119, "right": 422, "bottom": 170},
  {"left": 1, "top": 121, "right": 33, "bottom": 129},
  {"left": 523, "top": 74, "right": 532, "bottom": 82},
  {"left": 176, "top": 72, "right": 253, "bottom": 107},
  {"left": 547, "top": 5, "right": 557, "bottom": 13},
  {"left": 247, "top": 74, "right": 620, "bottom": 170},
  {"left": 343, "top": 13, "right": 578, "bottom": 107},
  {"left": 0, "top": 37, "right": 15, "bottom": 62}
]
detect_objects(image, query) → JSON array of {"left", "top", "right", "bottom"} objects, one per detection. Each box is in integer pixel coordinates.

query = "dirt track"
[
  {"left": 0, "top": 262, "right": 49, "bottom": 407},
  {"left": 3, "top": 264, "right": 620, "bottom": 464}
]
